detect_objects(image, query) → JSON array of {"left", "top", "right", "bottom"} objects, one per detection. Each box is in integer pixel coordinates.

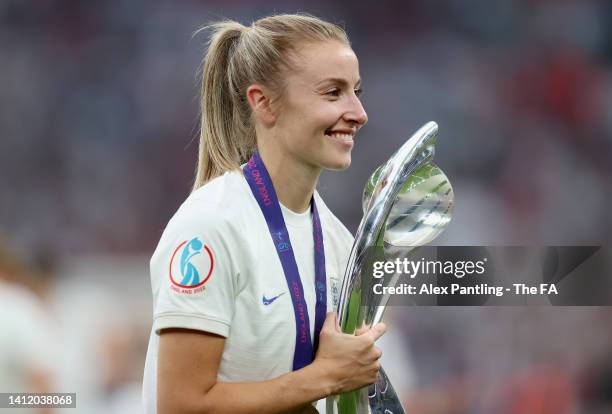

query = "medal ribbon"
[{"left": 243, "top": 151, "right": 327, "bottom": 370}]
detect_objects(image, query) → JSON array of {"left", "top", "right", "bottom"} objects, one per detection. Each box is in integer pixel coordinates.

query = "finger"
[
  {"left": 354, "top": 326, "right": 367, "bottom": 336},
  {"left": 322, "top": 311, "right": 338, "bottom": 332},
  {"left": 333, "top": 312, "right": 343, "bottom": 334},
  {"left": 354, "top": 322, "right": 372, "bottom": 336},
  {"left": 365, "top": 322, "right": 387, "bottom": 342},
  {"left": 365, "top": 347, "right": 382, "bottom": 363},
  {"left": 324, "top": 311, "right": 343, "bottom": 334},
  {"left": 373, "top": 347, "right": 383, "bottom": 360},
  {"left": 367, "top": 362, "right": 380, "bottom": 373}
]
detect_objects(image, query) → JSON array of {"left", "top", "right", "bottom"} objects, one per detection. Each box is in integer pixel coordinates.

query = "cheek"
[{"left": 310, "top": 105, "right": 342, "bottom": 132}]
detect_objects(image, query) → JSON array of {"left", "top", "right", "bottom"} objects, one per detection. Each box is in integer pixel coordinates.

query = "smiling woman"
[
  {"left": 142, "top": 13, "right": 385, "bottom": 414},
  {"left": 266, "top": 40, "right": 367, "bottom": 174}
]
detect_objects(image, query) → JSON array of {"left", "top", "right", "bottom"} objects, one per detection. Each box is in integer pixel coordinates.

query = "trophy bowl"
[{"left": 363, "top": 162, "right": 454, "bottom": 250}]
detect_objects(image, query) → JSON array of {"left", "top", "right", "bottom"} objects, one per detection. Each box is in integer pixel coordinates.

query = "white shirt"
[
  {"left": 142, "top": 170, "right": 353, "bottom": 413},
  {"left": 0, "top": 282, "right": 58, "bottom": 414}
]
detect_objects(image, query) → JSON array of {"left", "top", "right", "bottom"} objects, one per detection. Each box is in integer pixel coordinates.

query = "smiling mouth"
[{"left": 324, "top": 130, "right": 355, "bottom": 144}]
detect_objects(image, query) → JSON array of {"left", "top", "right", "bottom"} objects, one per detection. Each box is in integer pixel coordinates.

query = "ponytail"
[
  {"left": 193, "top": 22, "right": 252, "bottom": 190},
  {"left": 192, "top": 14, "right": 349, "bottom": 191}
]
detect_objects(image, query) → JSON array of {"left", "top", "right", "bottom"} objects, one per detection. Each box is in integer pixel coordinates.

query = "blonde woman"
[{"left": 142, "top": 14, "right": 386, "bottom": 414}]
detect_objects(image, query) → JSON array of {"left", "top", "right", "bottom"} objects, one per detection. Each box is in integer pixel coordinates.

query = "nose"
[{"left": 343, "top": 93, "right": 368, "bottom": 127}]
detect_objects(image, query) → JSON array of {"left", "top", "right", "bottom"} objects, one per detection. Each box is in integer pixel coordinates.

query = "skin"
[
  {"left": 158, "top": 40, "right": 383, "bottom": 414},
  {"left": 248, "top": 40, "right": 368, "bottom": 212}
]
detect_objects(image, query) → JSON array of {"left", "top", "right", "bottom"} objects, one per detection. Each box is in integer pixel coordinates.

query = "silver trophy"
[{"left": 329, "top": 121, "right": 454, "bottom": 414}]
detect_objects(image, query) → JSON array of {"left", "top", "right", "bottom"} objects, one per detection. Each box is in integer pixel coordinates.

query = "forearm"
[{"left": 163, "top": 362, "right": 333, "bottom": 414}]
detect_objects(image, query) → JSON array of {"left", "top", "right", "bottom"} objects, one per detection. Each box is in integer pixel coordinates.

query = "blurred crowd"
[
  {"left": 1, "top": 0, "right": 612, "bottom": 255},
  {"left": 1, "top": 0, "right": 612, "bottom": 413}
]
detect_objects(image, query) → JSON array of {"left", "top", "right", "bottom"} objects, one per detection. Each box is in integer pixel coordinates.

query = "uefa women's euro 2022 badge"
[{"left": 168, "top": 237, "right": 214, "bottom": 295}]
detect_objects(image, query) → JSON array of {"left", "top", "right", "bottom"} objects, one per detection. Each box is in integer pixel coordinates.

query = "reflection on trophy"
[{"left": 330, "top": 122, "right": 455, "bottom": 414}]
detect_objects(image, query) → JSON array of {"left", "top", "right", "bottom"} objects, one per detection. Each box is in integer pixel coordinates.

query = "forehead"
[{"left": 289, "top": 41, "right": 360, "bottom": 85}]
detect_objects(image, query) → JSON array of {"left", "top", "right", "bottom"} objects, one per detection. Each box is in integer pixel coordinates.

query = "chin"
[{"left": 323, "top": 155, "right": 352, "bottom": 171}]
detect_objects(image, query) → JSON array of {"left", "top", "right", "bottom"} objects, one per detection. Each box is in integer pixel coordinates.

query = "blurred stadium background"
[{"left": 1, "top": 1, "right": 611, "bottom": 413}]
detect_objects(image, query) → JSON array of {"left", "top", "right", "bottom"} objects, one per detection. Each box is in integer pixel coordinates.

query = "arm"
[{"left": 157, "top": 312, "right": 386, "bottom": 414}]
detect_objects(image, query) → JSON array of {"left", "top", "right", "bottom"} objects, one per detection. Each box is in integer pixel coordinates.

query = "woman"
[{"left": 142, "top": 13, "right": 386, "bottom": 414}]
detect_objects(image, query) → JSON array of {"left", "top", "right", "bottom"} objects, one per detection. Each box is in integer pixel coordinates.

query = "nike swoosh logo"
[{"left": 262, "top": 292, "right": 286, "bottom": 305}]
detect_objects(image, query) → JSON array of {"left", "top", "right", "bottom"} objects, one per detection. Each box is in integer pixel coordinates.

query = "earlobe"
[{"left": 246, "top": 84, "right": 276, "bottom": 126}]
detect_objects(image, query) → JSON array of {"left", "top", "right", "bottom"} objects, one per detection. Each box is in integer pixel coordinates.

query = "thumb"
[{"left": 322, "top": 311, "right": 340, "bottom": 333}]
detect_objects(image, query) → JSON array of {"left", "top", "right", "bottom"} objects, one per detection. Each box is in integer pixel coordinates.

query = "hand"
[{"left": 313, "top": 312, "right": 386, "bottom": 395}]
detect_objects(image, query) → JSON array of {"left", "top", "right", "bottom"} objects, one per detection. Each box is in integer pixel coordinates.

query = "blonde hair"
[{"left": 192, "top": 13, "right": 350, "bottom": 191}]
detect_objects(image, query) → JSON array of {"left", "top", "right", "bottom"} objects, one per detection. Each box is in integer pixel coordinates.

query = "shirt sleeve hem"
[{"left": 153, "top": 313, "right": 230, "bottom": 337}]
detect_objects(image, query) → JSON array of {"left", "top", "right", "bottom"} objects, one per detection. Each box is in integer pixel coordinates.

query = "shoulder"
[
  {"left": 185, "top": 170, "right": 246, "bottom": 216},
  {"left": 166, "top": 170, "right": 248, "bottom": 234},
  {"left": 151, "top": 170, "right": 252, "bottom": 268},
  {"left": 189, "top": 169, "right": 245, "bottom": 205}
]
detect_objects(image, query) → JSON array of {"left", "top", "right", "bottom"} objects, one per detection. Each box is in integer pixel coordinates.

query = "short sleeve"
[{"left": 150, "top": 199, "right": 239, "bottom": 338}]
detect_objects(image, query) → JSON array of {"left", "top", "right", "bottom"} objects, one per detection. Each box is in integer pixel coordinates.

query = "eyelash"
[{"left": 326, "top": 88, "right": 363, "bottom": 98}]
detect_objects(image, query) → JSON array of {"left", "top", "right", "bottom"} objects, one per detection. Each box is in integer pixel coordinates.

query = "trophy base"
[{"left": 325, "top": 367, "right": 405, "bottom": 414}]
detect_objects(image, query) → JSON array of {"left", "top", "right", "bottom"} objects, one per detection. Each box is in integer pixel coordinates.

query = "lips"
[{"left": 324, "top": 128, "right": 356, "bottom": 143}]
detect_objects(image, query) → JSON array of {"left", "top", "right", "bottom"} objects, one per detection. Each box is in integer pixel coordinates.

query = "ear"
[{"left": 246, "top": 84, "right": 277, "bottom": 126}]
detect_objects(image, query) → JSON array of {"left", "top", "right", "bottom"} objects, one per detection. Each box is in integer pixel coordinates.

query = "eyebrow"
[{"left": 316, "top": 78, "right": 362, "bottom": 88}]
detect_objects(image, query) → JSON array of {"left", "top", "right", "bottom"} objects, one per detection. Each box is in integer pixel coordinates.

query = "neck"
[{"left": 257, "top": 146, "right": 321, "bottom": 214}]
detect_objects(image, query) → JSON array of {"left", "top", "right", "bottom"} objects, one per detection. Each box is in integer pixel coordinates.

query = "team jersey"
[{"left": 142, "top": 169, "right": 354, "bottom": 413}]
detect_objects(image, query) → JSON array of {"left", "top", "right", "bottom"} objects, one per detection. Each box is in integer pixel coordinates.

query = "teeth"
[{"left": 329, "top": 133, "right": 354, "bottom": 141}]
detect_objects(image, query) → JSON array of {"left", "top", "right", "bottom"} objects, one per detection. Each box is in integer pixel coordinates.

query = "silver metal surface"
[{"left": 333, "top": 121, "right": 454, "bottom": 414}]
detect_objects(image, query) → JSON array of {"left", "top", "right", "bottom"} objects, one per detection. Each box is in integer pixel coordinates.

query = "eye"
[
  {"left": 355, "top": 88, "right": 363, "bottom": 97},
  {"left": 325, "top": 88, "right": 340, "bottom": 97}
]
